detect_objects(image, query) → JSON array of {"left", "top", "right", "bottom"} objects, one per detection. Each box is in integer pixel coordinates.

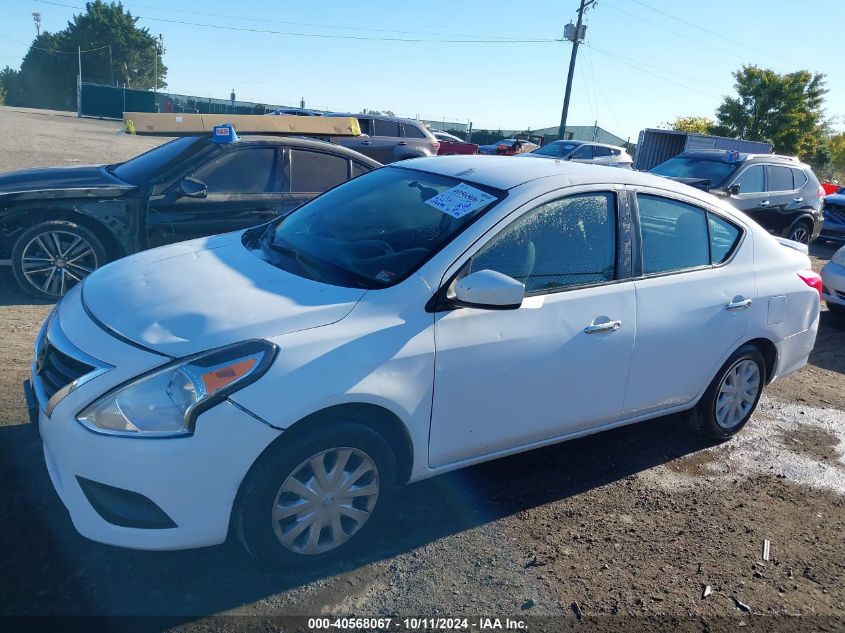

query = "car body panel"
[
  {"left": 820, "top": 194, "right": 845, "bottom": 243},
  {"left": 821, "top": 256, "right": 845, "bottom": 308}
]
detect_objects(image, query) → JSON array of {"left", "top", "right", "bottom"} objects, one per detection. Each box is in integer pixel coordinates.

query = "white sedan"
[{"left": 26, "top": 157, "right": 821, "bottom": 566}]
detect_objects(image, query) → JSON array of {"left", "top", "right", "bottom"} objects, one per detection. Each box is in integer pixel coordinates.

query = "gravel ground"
[{"left": 0, "top": 108, "right": 843, "bottom": 632}]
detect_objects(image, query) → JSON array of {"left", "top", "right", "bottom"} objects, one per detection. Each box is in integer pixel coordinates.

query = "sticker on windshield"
[
  {"left": 424, "top": 183, "right": 497, "bottom": 219},
  {"left": 375, "top": 270, "right": 396, "bottom": 283}
]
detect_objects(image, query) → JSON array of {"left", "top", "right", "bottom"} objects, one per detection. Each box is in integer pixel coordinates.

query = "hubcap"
[
  {"left": 272, "top": 447, "right": 379, "bottom": 555},
  {"left": 715, "top": 359, "right": 761, "bottom": 430},
  {"left": 789, "top": 226, "right": 810, "bottom": 244},
  {"left": 20, "top": 231, "right": 97, "bottom": 297}
]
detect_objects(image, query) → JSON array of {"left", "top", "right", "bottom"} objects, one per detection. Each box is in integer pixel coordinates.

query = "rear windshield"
[
  {"left": 252, "top": 167, "right": 504, "bottom": 289},
  {"left": 650, "top": 157, "right": 740, "bottom": 188}
]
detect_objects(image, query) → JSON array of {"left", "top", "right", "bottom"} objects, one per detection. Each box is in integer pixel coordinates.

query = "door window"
[
  {"left": 356, "top": 118, "right": 373, "bottom": 136},
  {"left": 470, "top": 192, "right": 616, "bottom": 293},
  {"left": 731, "top": 165, "right": 764, "bottom": 194},
  {"left": 351, "top": 161, "right": 372, "bottom": 179},
  {"left": 192, "top": 148, "right": 277, "bottom": 193},
  {"left": 708, "top": 214, "right": 741, "bottom": 263},
  {"left": 571, "top": 145, "right": 594, "bottom": 160},
  {"left": 289, "top": 150, "right": 348, "bottom": 192},
  {"left": 593, "top": 146, "right": 613, "bottom": 158},
  {"left": 791, "top": 168, "right": 807, "bottom": 188},
  {"left": 766, "top": 165, "right": 794, "bottom": 192},
  {"left": 638, "top": 195, "right": 709, "bottom": 274},
  {"left": 402, "top": 123, "right": 427, "bottom": 139},
  {"left": 372, "top": 119, "right": 401, "bottom": 137}
]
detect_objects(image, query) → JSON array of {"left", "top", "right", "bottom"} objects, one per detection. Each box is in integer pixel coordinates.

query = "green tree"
[
  {"left": 670, "top": 116, "right": 715, "bottom": 135},
  {"left": 13, "top": 1, "right": 166, "bottom": 110},
  {"left": 826, "top": 132, "right": 845, "bottom": 182},
  {"left": 713, "top": 65, "right": 826, "bottom": 161}
]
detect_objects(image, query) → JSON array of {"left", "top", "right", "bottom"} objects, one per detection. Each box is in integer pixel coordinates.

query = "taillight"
[
  {"left": 798, "top": 270, "right": 823, "bottom": 299},
  {"left": 430, "top": 141, "right": 440, "bottom": 152},
  {"left": 818, "top": 184, "right": 826, "bottom": 199}
]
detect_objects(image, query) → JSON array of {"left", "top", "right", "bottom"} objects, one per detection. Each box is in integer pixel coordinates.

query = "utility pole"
[
  {"left": 108, "top": 44, "right": 114, "bottom": 86},
  {"left": 77, "top": 46, "right": 82, "bottom": 118},
  {"left": 32, "top": 12, "right": 41, "bottom": 37},
  {"left": 558, "top": 0, "right": 595, "bottom": 140}
]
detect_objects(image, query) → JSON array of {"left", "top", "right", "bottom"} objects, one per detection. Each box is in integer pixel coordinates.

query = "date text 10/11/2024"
[{"left": 307, "top": 617, "right": 528, "bottom": 630}]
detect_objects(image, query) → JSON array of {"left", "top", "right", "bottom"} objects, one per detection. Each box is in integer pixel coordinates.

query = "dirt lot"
[{"left": 0, "top": 108, "right": 843, "bottom": 632}]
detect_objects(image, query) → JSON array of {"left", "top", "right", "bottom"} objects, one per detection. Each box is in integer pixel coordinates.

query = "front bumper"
[
  {"left": 30, "top": 284, "right": 283, "bottom": 550},
  {"left": 821, "top": 260, "right": 845, "bottom": 308}
]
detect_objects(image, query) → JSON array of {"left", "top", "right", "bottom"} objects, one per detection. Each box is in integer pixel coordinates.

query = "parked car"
[
  {"left": 522, "top": 140, "right": 633, "bottom": 168},
  {"left": 326, "top": 114, "right": 440, "bottom": 164},
  {"left": 430, "top": 131, "right": 479, "bottom": 156},
  {"left": 0, "top": 134, "right": 379, "bottom": 299},
  {"left": 650, "top": 150, "right": 824, "bottom": 245},
  {"left": 268, "top": 108, "right": 323, "bottom": 116},
  {"left": 821, "top": 246, "right": 845, "bottom": 316},
  {"left": 478, "top": 138, "right": 538, "bottom": 156},
  {"left": 25, "top": 157, "right": 820, "bottom": 566},
  {"left": 819, "top": 188, "right": 845, "bottom": 244}
]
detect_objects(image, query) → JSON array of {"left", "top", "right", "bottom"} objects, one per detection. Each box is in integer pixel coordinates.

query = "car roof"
[
  {"left": 219, "top": 135, "right": 381, "bottom": 166},
  {"left": 678, "top": 149, "right": 805, "bottom": 166},
  {"left": 327, "top": 112, "right": 422, "bottom": 125},
  {"left": 548, "top": 140, "right": 625, "bottom": 151},
  {"left": 393, "top": 155, "right": 725, "bottom": 195}
]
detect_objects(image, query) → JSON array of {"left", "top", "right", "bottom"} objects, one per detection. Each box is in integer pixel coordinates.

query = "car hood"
[
  {"left": 825, "top": 193, "right": 845, "bottom": 205},
  {"left": 0, "top": 164, "right": 135, "bottom": 203},
  {"left": 81, "top": 232, "right": 367, "bottom": 357}
]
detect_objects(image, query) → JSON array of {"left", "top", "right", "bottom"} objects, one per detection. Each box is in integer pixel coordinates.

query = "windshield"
[
  {"left": 111, "top": 136, "right": 210, "bottom": 185},
  {"left": 650, "top": 156, "right": 740, "bottom": 187},
  {"left": 532, "top": 142, "right": 577, "bottom": 157},
  {"left": 252, "top": 167, "right": 503, "bottom": 289}
]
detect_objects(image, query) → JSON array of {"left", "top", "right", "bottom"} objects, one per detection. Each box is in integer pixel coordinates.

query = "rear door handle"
[
  {"left": 726, "top": 298, "right": 753, "bottom": 311},
  {"left": 760, "top": 200, "right": 770, "bottom": 207},
  {"left": 398, "top": 141, "right": 408, "bottom": 146},
  {"left": 793, "top": 197, "right": 804, "bottom": 203},
  {"left": 584, "top": 319, "right": 622, "bottom": 334},
  {"left": 361, "top": 140, "right": 372, "bottom": 145}
]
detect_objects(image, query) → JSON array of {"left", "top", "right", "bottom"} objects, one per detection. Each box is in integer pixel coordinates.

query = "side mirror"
[
  {"left": 179, "top": 177, "right": 207, "bottom": 199},
  {"left": 727, "top": 183, "right": 741, "bottom": 195},
  {"left": 453, "top": 269, "right": 525, "bottom": 310}
]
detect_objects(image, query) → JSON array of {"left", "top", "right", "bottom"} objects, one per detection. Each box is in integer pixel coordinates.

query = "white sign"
[{"left": 424, "top": 183, "right": 497, "bottom": 219}]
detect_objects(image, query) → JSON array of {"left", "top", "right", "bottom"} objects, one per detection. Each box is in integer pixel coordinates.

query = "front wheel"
[
  {"left": 691, "top": 345, "right": 766, "bottom": 440},
  {"left": 11, "top": 220, "right": 107, "bottom": 300},
  {"left": 235, "top": 422, "right": 398, "bottom": 568}
]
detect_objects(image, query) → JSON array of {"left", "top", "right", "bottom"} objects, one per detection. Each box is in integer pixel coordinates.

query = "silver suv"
[{"left": 329, "top": 114, "right": 440, "bottom": 163}]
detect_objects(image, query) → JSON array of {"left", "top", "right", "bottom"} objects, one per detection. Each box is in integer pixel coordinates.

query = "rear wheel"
[
  {"left": 786, "top": 219, "right": 813, "bottom": 245},
  {"left": 691, "top": 345, "right": 766, "bottom": 440},
  {"left": 235, "top": 422, "right": 397, "bottom": 568},
  {"left": 11, "top": 220, "right": 106, "bottom": 300}
]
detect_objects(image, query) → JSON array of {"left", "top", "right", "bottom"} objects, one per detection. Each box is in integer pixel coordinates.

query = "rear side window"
[
  {"left": 732, "top": 165, "right": 765, "bottom": 194},
  {"left": 593, "top": 146, "right": 612, "bottom": 158},
  {"left": 356, "top": 118, "right": 373, "bottom": 136},
  {"left": 192, "top": 148, "right": 277, "bottom": 193},
  {"left": 708, "top": 214, "right": 741, "bottom": 263},
  {"left": 373, "top": 119, "right": 401, "bottom": 137},
  {"left": 351, "top": 161, "right": 371, "bottom": 179},
  {"left": 638, "top": 195, "right": 709, "bottom": 274},
  {"left": 471, "top": 192, "right": 616, "bottom": 293},
  {"left": 289, "top": 150, "right": 348, "bottom": 192},
  {"left": 402, "top": 123, "right": 427, "bottom": 139},
  {"left": 767, "top": 165, "right": 794, "bottom": 192},
  {"left": 791, "top": 168, "right": 808, "bottom": 188}
]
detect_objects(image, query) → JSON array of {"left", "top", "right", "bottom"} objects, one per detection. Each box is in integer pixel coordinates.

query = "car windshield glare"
[
  {"left": 112, "top": 136, "right": 209, "bottom": 185},
  {"left": 651, "top": 157, "right": 739, "bottom": 187},
  {"left": 261, "top": 167, "right": 503, "bottom": 289}
]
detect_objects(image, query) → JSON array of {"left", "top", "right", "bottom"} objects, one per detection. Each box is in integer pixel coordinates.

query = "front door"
[
  {"left": 429, "top": 190, "right": 636, "bottom": 468},
  {"left": 727, "top": 164, "right": 770, "bottom": 230},
  {"left": 146, "top": 146, "right": 283, "bottom": 248}
]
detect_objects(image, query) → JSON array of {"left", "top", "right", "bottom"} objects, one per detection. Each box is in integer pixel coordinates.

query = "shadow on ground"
[{"left": 0, "top": 410, "right": 712, "bottom": 620}]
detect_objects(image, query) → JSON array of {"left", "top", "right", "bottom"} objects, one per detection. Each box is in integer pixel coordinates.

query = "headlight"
[
  {"left": 77, "top": 340, "right": 277, "bottom": 437},
  {"left": 832, "top": 247, "right": 845, "bottom": 267}
]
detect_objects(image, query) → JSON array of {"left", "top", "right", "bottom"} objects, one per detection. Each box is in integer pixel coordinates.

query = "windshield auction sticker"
[{"left": 424, "top": 183, "right": 497, "bottom": 219}]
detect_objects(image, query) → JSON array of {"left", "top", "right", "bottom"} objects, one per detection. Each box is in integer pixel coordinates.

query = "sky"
[{"left": 2, "top": 0, "right": 843, "bottom": 141}]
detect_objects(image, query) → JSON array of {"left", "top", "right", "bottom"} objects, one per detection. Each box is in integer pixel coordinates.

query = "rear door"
[
  {"left": 370, "top": 119, "right": 403, "bottom": 163},
  {"left": 765, "top": 164, "right": 801, "bottom": 234},
  {"left": 623, "top": 189, "right": 754, "bottom": 418},
  {"left": 592, "top": 145, "right": 614, "bottom": 165},
  {"left": 146, "top": 145, "right": 282, "bottom": 248},
  {"left": 569, "top": 144, "right": 595, "bottom": 163}
]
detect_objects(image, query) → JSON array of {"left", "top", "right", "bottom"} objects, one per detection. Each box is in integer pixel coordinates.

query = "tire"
[
  {"left": 691, "top": 345, "right": 766, "bottom": 441},
  {"left": 235, "top": 422, "right": 398, "bottom": 568},
  {"left": 11, "top": 219, "right": 107, "bottom": 300},
  {"left": 786, "top": 219, "right": 813, "bottom": 245}
]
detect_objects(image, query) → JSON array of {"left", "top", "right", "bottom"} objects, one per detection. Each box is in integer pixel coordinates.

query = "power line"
[
  {"left": 628, "top": 0, "right": 793, "bottom": 64},
  {"left": 0, "top": 32, "right": 110, "bottom": 54},
  {"left": 34, "top": 1, "right": 560, "bottom": 44}
]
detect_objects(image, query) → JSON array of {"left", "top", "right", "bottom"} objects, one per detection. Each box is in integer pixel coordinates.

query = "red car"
[{"left": 431, "top": 131, "right": 479, "bottom": 156}]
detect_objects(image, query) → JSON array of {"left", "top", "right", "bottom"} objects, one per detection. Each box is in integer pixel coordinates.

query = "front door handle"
[
  {"left": 726, "top": 298, "right": 753, "bottom": 311},
  {"left": 398, "top": 141, "right": 408, "bottom": 146},
  {"left": 760, "top": 200, "right": 770, "bottom": 207},
  {"left": 793, "top": 196, "right": 804, "bottom": 203},
  {"left": 584, "top": 319, "right": 622, "bottom": 334},
  {"left": 361, "top": 140, "right": 372, "bottom": 145}
]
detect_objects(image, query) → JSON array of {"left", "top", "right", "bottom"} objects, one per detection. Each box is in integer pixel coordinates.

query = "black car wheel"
[
  {"left": 12, "top": 220, "right": 106, "bottom": 300},
  {"left": 786, "top": 220, "right": 813, "bottom": 245}
]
